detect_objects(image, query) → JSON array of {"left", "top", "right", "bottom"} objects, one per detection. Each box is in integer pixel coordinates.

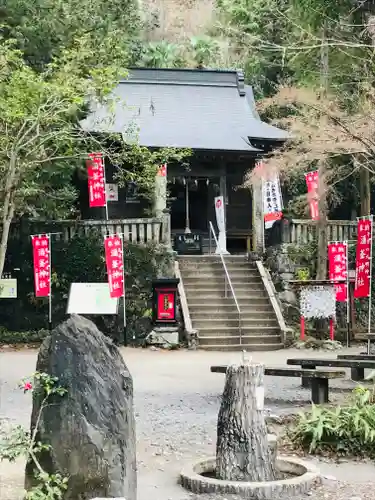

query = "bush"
[
  {"left": 290, "top": 387, "right": 375, "bottom": 457},
  {"left": 0, "top": 231, "right": 173, "bottom": 344},
  {"left": 0, "top": 328, "right": 49, "bottom": 344}
]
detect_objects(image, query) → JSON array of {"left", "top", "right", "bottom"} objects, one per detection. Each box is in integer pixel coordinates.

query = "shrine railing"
[
  {"left": 9, "top": 217, "right": 171, "bottom": 246},
  {"left": 269, "top": 219, "right": 357, "bottom": 246}
]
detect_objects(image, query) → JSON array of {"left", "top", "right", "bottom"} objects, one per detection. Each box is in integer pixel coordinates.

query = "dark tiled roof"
[{"left": 81, "top": 68, "right": 288, "bottom": 152}]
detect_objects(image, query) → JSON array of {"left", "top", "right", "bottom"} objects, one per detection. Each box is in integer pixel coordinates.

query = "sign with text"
[
  {"left": 0, "top": 279, "right": 17, "bottom": 298},
  {"left": 263, "top": 173, "right": 283, "bottom": 229},
  {"left": 87, "top": 152, "right": 106, "bottom": 207},
  {"left": 31, "top": 235, "right": 50, "bottom": 297},
  {"left": 67, "top": 283, "right": 118, "bottom": 315},
  {"left": 305, "top": 170, "right": 319, "bottom": 220},
  {"left": 354, "top": 218, "right": 373, "bottom": 298},
  {"left": 328, "top": 242, "right": 348, "bottom": 302},
  {"left": 104, "top": 234, "right": 124, "bottom": 299}
]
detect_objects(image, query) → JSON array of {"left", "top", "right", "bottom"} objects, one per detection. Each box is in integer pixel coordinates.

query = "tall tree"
[{"left": 0, "top": 0, "right": 142, "bottom": 68}]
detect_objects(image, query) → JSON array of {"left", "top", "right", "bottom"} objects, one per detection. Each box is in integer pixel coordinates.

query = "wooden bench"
[
  {"left": 287, "top": 358, "right": 375, "bottom": 385},
  {"left": 210, "top": 365, "right": 345, "bottom": 405}
]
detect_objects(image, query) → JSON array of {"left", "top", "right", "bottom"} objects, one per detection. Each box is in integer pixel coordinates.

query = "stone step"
[
  {"left": 196, "top": 325, "right": 280, "bottom": 336},
  {"left": 180, "top": 270, "right": 261, "bottom": 279},
  {"left": 184, "top": 285, "right": 267, "bottom": 295},
  {"left": 200, "top": 343, "right": 284, "bottom": 352},
  {"left": 182, "top": 276, "right": 263, "bottom": 286},
  {"left": 199, "top": 335, "right": 281, "bottom": 346},
  {"left": 189, "top": 299, "right": 274, "bottom": 317},
  {"left": 192, "top": 317, "right": 279, "bottom": 328},
  {"left": 185, "top": 292, "right": 269, "bottom": 301}
]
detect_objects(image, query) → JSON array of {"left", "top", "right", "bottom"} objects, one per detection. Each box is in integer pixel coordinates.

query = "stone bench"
[
  {"left": 287, "top": 357, "right": 375, "bottom": 384},
  {"left": 210, "top": 365, "right": 345, "bottom": 404}
]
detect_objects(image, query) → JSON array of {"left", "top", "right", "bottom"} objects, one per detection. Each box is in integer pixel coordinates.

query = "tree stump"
[{"left": 216, "top": 361, "right": 276, "bottom": 482}]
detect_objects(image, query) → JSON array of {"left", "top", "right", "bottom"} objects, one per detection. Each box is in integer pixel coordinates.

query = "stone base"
[
  {"left": 145, "top": 327, "right": 179, "bottom": 348},
  {"left": 180, "top": 456, "right": 320, "bottom": 499}
]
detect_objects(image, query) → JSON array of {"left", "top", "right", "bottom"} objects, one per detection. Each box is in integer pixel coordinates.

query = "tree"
[
  {"left": 0, "top": 37, "right": 191, "bottom": 280},
  {"left": 0, "top": 0, "right": 142, "bottom": 68},
  {"left": 251, "top": 85, "right": 375, "bottom": 277}
]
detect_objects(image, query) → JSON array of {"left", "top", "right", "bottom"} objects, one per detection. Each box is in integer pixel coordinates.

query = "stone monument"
[{"left": 25, "top": 314, "right": 137, "bottom": 500}]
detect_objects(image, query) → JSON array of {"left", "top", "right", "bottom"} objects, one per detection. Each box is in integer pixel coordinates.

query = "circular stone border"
[{"left": 180, "top": 456, "right": 321, "bottom": 498}]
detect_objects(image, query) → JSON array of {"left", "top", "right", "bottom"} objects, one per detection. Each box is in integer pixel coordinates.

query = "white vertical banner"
[
  {"left": 214, "top": 196, "right": 229, "bottom": 254},
  {"left": 263, "top": 173, "right": 283, "bottom": 229}
]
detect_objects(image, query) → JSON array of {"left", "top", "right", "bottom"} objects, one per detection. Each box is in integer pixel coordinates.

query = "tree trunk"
[
  {"left": 316, "top": 163, "right": 328, "bottom": 280},
  {"left": 216, "top": 362, "right": 276, "bottom": 482},
  {"left": 0, "top": 155, "right": 17, "bottom": 278},
  {"left": 360, "top": 167, "right": 371, "bottom": 216}
]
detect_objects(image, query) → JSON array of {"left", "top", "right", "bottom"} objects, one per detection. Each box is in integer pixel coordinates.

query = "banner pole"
[
  {"left": 368, "top": 215, "right": 374, "bottom": 354},
  {"left": 102, "top": 154, "right": 109, "bottom": 221},
  {"left": 48, "top": 233, "right": 52, "bottom": 332},
  {"left": 346, "top": 240, "right": 350, "bottom": 347},
  {"left": 121, "top": 235, "right": 127, "bottom": 346}
]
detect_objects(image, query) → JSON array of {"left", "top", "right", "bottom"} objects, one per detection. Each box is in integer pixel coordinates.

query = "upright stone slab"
[{"left": 25, "top": 315, "right": 136, "bottom": 500}]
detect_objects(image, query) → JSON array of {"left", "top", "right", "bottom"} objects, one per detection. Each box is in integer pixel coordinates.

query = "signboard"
[
  {"left": 106, "top": 183, "right": 118, "bottom": 202},
  {"left": 262, "top": 174, "right": 283, "bottom": 229},
  {"left": 300, "top": 285, "right": 336, "bottom": 319},
  {"left": 174, "top": 233, "right": 202, "bottom": 255},
  {"left": 0, "top": 279, "right": 17, "bottom": 298},
  {"left": 67, "top": 283, "right": 119, "bottom": 315}
]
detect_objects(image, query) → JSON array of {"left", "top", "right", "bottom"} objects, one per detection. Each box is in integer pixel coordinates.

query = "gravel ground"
[{"left": 1, "top": 345, "right": 375, "bottom": 499}]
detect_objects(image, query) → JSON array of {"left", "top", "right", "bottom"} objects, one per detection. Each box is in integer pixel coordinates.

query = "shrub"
[
  {"left": 290, "top": 387, "right": 375, "bottom": 457},
  {"left": 0, "top": 231, "right": 173, "bottom": 343},
  {"left": 0, "top": 372, "right": 68, "bottom": 499}
]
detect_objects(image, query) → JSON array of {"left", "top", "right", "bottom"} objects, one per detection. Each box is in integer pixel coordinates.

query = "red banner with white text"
[
  {"left": 104, "top": 234, "right": 124, "bottom": 298},
  {"left": 328, "top": 242, "right": 348, "bottom": 302},
  {"left": 305, "top": 170, "right": 319, "bottom": 220},
  {"left": 354, "top": 218, "right": 372, "bottom": 298},
  {"left": 87, "top": 152, "right": 106, "bottom": 207},
  {"left": 31, "top": 235, "right": 51, "bottom": 297}
]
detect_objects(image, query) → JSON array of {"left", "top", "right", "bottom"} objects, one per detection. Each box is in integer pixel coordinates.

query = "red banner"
[
  {"left": 104, "top": 235, "right": 124, "bottom": 298},
  {"left": 31, "top": 235, "right": 51, "bottom": 297},
  {"left": 305, "top": 170, "right": 319, "bottom": 220},
  {"left": 87, "top": 152, "right": 106, "bottom": 207},
  {"left": 354, "top": 218, "right": 372, "bottom": 298},
  {"left": 157, "top": 163, "right": 167, "bottom": 177},
  {"left": 328, "top": 242, "right": 348, "bottom": 302}
]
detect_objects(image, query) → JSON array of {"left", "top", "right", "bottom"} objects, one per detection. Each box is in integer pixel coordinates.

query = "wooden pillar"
[
  {"left": 154, "top": 171, "right": 167, "bottom": 218},
  {"left": 216, "top": 361, "right": 276, "bottom": 482},
  {"left": 252, "top": 181, "right": 264, "bottom": 253}
]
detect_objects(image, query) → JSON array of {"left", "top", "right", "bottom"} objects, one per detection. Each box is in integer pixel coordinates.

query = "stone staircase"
[{"left": 178, "top": 255, "right": 283, "bottom": 351}]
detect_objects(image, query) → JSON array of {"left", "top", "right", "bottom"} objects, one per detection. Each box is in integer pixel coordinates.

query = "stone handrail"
[
  {"left": 255, "top": 260, "right": 288, "bottom": 345},
  {"left": 174, "top": 260, "right": 198, "bottom": 349},
  {"left": 10, "top": 217, "right": 170, "bottom": 246}
]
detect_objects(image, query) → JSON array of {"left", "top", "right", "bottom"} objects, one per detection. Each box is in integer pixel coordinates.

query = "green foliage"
[
  {"left": 0, "top": 372, "right": 68, "bottom": 499},
  {"left": 287, "top": 242, "right": 317, "bottom": 278},
  {"left": 0, "top": 328, "right": 49, "bottom": 344},
  {"left": 141, "top": 41, "right": 184, "bottom": 68},
  {"left": 1, "top": 0, "right": 141, "bottom": 69},
  {"left": 1, "top": 231, "right": 173, "bottom": 343},
  {"left": 295, "top": 267, "right": 310, "bottom": 281},
  {"left": 291, "top": 387, "right": 375, "bottom": 457},
  {"left": 190, "top": 36, "right": 220, "bottom": 68}
]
